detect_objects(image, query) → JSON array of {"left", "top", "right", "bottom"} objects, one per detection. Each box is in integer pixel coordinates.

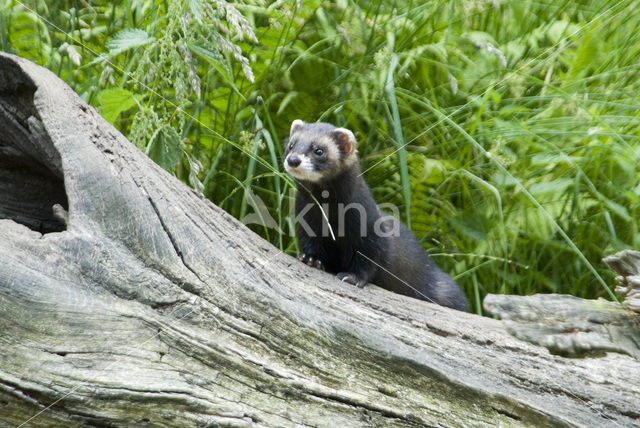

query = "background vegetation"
[{"left": 3, "top": 0, "right": 639, "bottom": 314}]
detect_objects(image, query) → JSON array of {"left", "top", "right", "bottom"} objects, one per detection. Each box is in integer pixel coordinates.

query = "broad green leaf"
[
  {"left": 97, "top": 89, "right": 137, "bottom": 124},
  {"left": 546, "top": 20, "right": 580, "bottom": 44},
  {"left": 146, "top": 126, "right": 181, "bottom": 173},
  {"left": 107, "top": 29, "right": 155, "bottom": 55},
  {"left": 420, "top": 158, "right": 451, "bottom": 185},
  {"left": 491, "top": 171, "right": 519, "bottom": 187},
  {"left": 567, "top": 24, "right": 599, "bottom": 81},
  {"left": 529, "top": 178, "right": 573, "bottom": 195}
]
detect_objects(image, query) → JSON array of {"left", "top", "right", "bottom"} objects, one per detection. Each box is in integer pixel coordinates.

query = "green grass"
[{"left": 3, "top": 0, "right": 639, "bottom": 314}]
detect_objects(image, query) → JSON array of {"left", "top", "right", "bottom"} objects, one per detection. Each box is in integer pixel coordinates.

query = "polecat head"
[{"left": 284, "top": 120, "right": 358, "bottom": 183}]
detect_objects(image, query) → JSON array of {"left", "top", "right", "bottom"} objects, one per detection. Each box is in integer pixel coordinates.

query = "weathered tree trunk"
[{"left": 1, "top": 53, "right": 639, "bottom": 427}]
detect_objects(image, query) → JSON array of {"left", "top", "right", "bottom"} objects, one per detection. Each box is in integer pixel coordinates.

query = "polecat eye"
[
  {"left": 314, "top": 148, "right": 324, "bottom": 156},
  {"left": 288, "top": 142, "right": 293, "bottom": 151}
]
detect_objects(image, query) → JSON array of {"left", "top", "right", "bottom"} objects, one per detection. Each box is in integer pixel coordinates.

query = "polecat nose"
[{"left": 287, "top": 155, "right": 301, "bottom": 167}]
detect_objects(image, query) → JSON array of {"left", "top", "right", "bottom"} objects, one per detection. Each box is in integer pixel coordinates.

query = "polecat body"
[{"left": 284, "top": 120, "right": 468, "bottom": 311}]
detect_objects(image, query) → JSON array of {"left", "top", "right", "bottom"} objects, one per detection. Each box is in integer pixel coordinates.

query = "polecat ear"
[
  {"left": 290, "top": 119, "right": 305, "bottom": 136},
  {"left": 333, "top": 128, "right": 357, "bottom": 155}
]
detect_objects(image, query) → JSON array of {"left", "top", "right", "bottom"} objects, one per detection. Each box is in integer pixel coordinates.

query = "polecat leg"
[
  {"left": 298, "top": 253, "right": 325, "bottom": 271},
  {"left": 336, "top": 272, "right": 368, "bottom": 288}
]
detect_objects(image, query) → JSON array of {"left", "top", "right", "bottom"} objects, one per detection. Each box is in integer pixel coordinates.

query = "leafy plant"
[{"left": 3, "top": 0, "right": 639, "bottom": 314}]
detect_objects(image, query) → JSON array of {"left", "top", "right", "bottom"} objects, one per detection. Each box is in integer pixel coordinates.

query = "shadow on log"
[{"left": 1, "top": 53, "right": 639, "bottom": 427}]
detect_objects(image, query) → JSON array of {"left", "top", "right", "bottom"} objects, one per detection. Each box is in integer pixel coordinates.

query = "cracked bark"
[{"left": 1, "top": 53, "right": 640, "bottom": 427}]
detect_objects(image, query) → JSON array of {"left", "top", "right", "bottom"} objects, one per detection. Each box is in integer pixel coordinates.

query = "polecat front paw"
[
  {"left": 336, "top": 272, "right": 368, "bottom": 288},
  {"left": 298, "top": 253, "right": 325, "bottom": 271}
]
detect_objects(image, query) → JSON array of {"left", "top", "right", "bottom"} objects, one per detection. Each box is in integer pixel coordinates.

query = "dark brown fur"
[{"left": 285, "top": 121, "right": 468, "bottom": 311}]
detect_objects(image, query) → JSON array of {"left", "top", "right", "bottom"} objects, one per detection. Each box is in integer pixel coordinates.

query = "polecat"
[{"left": 284, "top": 120, "right": 468, "bottom": 311}]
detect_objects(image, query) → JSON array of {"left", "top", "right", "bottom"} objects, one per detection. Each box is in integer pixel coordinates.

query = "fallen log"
[{"left": 1, "top": 53, "right": 639, "bottom": 427}]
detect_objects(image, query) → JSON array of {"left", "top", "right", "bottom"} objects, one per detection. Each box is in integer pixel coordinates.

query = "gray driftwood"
[
  {"left": 603, "top": 249, "right": 640, "bottom": 314},
  {"left": 1, "top": 53, "right": 639, "bottom": 427}
]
